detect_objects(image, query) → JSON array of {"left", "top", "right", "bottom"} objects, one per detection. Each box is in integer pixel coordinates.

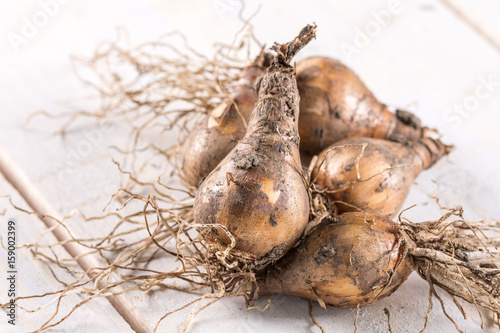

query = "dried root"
[
  {"left": 0, "top": 163, "right": 257, "bottom": 332},
  {"left": 4, "top": 14, "right": 500, "bottom": 333},
  {"left": 26, "top": 16, "right": 263, "bottom": 195},
  {"left": 4, "top": 145, "right": 500, "bottom": 333},
  {"left": 2, "top": 14, "right": 271, "bottom": 332},
  {"left": 399, "top": 207, "right": 500, "bottom": 331}
]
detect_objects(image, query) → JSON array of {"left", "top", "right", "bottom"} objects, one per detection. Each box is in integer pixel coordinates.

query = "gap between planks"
[
  {"left": 0, "top": 145, "right": 153, "bottom": 333},
  {"left": 439, "top": 0, "right": 500, "bottom": 54}
]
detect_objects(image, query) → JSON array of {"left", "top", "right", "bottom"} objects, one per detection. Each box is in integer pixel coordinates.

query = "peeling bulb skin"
[
  {"left": 194, "top": 25, "right": 316, "bottom": 260},
  {"left": 311, "top": 137, "right": 451, "bottom": 218},
  {"left": 181, "top": 57, "right": 271, "bottom": 188},
  {"left": 183, "top": 55, "right": 434, "bottom": 186},
  {"left": 258, "top": 213, "right": 414, "bottom": 307},
  {"left": 296, "top": 56, "right": 425, "bottom": 157},
  {"left": 195, "top": 144, "right": 309, "bottom": 259}
]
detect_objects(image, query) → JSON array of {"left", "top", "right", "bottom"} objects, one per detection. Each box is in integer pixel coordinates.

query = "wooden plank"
[
  {"left": 0, "top": 0, "right": 499, "bottom": 332},
  {"left": 440, "top": 0, "right": 500, "bottom": 53},
  {"left": 0, "top": 170, "right": 133, "bottom": 332},
  {"left": 0, "top": 146, "right": 155, "bottom": 333}
]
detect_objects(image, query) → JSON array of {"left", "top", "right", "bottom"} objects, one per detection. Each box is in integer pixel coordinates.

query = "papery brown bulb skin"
[
  {"left": 296, "top": 56, "right": 423, "bottom": 157},
  {"left": 181, "top": 61, "right": 269, "bottom": 188},
  {"left": 183, "top": 55, "right": 427, "bottom": 186},
  {"left": 310, "top": 137, "right": 450, "bottom": 218},
  {"left": 258, "top": 213, "right": 414, "bottom": 307},
  {"left": 194, "top": 26, "right": 316, "bottom": 260}
]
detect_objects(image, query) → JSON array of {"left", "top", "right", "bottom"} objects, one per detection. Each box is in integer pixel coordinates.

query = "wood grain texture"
[{"left": 0, "top": 170, "right": 133, "bottom": 333}]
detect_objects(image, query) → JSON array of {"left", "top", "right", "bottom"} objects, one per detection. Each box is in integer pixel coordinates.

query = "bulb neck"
[
  {"left": 411, "top": 136, "right": 452, "bottom": 172},
  {"left": 230, "top": 53, "right": 271, "bottom": 107},
  {"left": 386, "top": 109, "right": 423, "bottom": 142},
  {"left": 246, "top": 71, "right": 300, "bottom": 141}
]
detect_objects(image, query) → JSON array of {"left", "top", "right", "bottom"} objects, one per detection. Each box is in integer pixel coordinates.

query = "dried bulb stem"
[{"left": 269, "top": 24, "right": 317, "bottom": 71}]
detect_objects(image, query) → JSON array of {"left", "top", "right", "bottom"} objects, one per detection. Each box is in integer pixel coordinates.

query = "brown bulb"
[
  {"left": 181, "top": 54, "right": 271, "bottom": 187},
  {"left": 258, "top": 212, "right": 414, "bottom": 307},
  {"left": 311, "top": 137, "right": 451, "bottom": 218},
  {"left": 194, "top": 25, "right": 316, "bottom": 260},
  {"left": 296, "top": 56, "right": 425, "bottom": 157}
]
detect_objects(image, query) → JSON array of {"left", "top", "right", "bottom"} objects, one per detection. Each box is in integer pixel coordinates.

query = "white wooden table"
[{"left": 1, "top": 1, "right": 500, "bottom": 332}]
